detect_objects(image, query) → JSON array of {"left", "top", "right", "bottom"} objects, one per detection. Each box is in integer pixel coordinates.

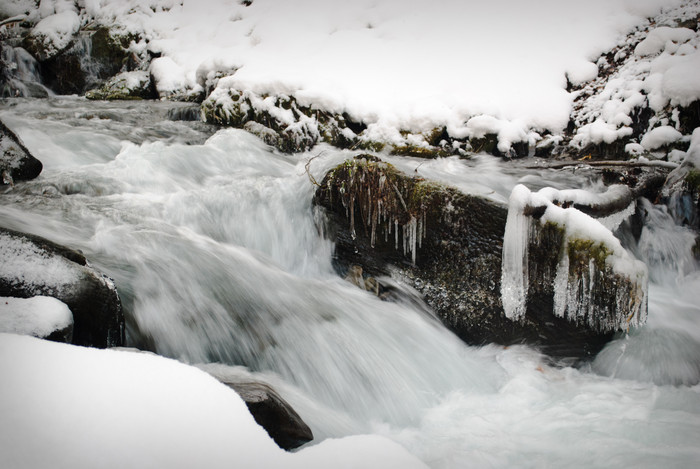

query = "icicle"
[
  {"left": 552, "top": 241, "right": 569, "bottom": 319},
  {"left": 350, "top": 194, "right": 356, "bottom": 240},
  {"left": 417, "top": 215, "right": 423, "bottom": 249},
  {"left": 410, "top": 216, "right": 417, "bottom": 265},
  {"left": 394, "top": 219, "right": 399, "bottom": 250},
  {"left": 501, "top": 184, "right": 532, "bottom": 321}
]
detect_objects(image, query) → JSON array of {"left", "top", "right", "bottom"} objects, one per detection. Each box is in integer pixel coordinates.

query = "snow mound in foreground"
[{"left": 0, "top": 333, "right": 428, "bottom": 469}]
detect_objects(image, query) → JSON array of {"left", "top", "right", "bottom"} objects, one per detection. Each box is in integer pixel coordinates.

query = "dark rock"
[
  {"left": 199, "top": 365, "right": 313, "bottom": 451},
  {"left": 226, "top": 381, "right": 313, "bottom": 451},
  {"left": 30, "top": 27, "right": 138, "bottom": 95},
  {"left": 0, "top": 227, "right": 125, "bottom": 348},
  {"left": 1, "top": 118, "right": 42, "bottom": 185},
  {"left": 40, "top": 47, "right": 84, "bottom": 94},
  {"left": 314, "top": 155, "right": 646, "bottom": 359}
]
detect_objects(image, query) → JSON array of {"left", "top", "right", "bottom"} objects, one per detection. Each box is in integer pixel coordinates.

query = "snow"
[
  {"left": 0, "top": 1, "right": 35, "bottom": 20},
  {"left": 149, "top": 57, "right": 187, "bottom": 97},
  {"left": 0, "top": 296, "right": 72, "bottom": 338},
  {"left": 634, "top": 26, "right": 696, "bottom": 57},
  {"left": 572, "top": 2, "right": 700, "bottom": 152},
  {"left": 640, "top": 125, "right": 683, "bottom": 150},
  {"left": 15, "top": 0, "right": 690, "bottom": 151},
  {"left": 30, "top": 9, "right": 80, "bottom": 58},
  {"left": 685, "top": 127, "right": 700, "bottom": 167},
  {"left": 0, "top": 231, "right": 79, "bottom": 295},
  {"left": 0, "top": 333, "right": 429, "bottom": 469}
]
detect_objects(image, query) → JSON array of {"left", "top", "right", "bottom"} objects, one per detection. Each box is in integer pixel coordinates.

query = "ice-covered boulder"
[
  {"left": 313, "top": 155, "right": 648, "bottom": 358},
  {"left": 0, "top": 227, "right": 124, "bottom": 348},
  {"left": 0, "top": 118, "right": 42, "bottom": 185}
]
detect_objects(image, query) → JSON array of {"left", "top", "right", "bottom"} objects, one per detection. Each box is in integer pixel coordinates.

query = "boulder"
[
  {"left": 1, "top": 118, "right": 42, "bottom": 185},
  {"left": 313, "top": 155, "right": 648, "bottom": 358},
  {"left": 0, "top": 227, "right": 124, "bottom": 348}
]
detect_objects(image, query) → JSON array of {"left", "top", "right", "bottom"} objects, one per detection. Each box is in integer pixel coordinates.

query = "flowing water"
[{"left": 1, "top": 97, "right": 699, "bottom": 468}]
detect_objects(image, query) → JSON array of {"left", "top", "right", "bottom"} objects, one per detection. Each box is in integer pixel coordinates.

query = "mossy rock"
[
  {"left": 314, "top": 156, "right": 644, "bottom": 358},
  {"left": 390, "top": 144, "right": 452, "bottom": 158}
]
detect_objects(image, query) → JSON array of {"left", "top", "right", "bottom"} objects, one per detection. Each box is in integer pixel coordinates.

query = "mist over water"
[{"left": 2, "top": 98, "right": 699, "bottom": 468}]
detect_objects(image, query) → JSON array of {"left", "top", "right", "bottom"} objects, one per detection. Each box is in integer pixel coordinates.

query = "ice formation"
[{"left": 501, "top": 184, "right": 648, "bottom": 331}]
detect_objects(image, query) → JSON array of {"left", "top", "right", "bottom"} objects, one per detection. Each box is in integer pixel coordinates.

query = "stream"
[{"left": 1, "top": 97, "right": 699, "bottom": 468}]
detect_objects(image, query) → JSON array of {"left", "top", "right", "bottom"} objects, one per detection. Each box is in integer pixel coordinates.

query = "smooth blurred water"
[{"left": 1, "top": 97, "right": 699, "bottom": 468}]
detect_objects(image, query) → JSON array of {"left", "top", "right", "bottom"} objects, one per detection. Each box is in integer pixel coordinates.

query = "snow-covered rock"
[
  {"left": 22, "top": 10, "right": 80, "bottom": 61},
  {"left": 569, "top": 1, "right": 700, "bottom": 158},
  {"left": 0, "top": 227, "right": 124, "bottom": 348},
  {"left": 85, "top": 70, "right": 154, "bottom": 100}
]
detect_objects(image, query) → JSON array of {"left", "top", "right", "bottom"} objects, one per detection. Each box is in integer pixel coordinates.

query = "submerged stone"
[{"left": 314, "top": 155, "right": 647, "bottom": 358}]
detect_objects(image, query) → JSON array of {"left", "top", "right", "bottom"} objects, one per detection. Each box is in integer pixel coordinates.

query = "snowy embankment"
[
  {"left": 0, "top": 333, "right": 428, "bottom": 469},
  {"left": 3, "top": 0, "right": 698, "bottom": 157}
]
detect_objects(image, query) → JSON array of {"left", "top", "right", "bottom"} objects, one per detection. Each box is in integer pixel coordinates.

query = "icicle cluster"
[
  {"left": 334, "top": 157, "right": 429, "bottom": 265},
  {"left": 501, "top": 184, "right": 648, "bottom": 332}
]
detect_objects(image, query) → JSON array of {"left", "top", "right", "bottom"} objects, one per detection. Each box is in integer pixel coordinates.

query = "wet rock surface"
[{"left": 0, "top": 118, "right": 42, "bottom": 185}]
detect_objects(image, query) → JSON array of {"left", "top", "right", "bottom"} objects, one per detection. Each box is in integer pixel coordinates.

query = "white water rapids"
[{"left": 1, "top": 97, "right": 699, "bottom": 468}]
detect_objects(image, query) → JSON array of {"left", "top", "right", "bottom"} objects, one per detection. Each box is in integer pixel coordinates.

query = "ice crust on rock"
[{"left": 501, "top": 184, "right": 648, "bottom": 331}]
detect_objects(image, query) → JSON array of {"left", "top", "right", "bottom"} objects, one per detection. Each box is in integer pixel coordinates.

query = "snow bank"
[
  {"left": 0, "top": 333, "right": 428, "bottom": 469},
  {"left": 27, "top": 0, "right": 682, "bottom": 150},
  {"left": 0, "top": 296, "right": 72, "bottom": 338}
]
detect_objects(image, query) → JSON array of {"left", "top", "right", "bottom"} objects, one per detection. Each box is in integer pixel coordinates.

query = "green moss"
[
  {"left": 685, "top": 169, "right": 700, "bottom": 193},
  {"left": 355, "top": 140, "right": 385, "bottom": 153},
  {"left": 567, "top": 238, "right": 612, "bottom": 272},
  {"left": 390, "top": 144, "right": 450, "bottom": 158}
]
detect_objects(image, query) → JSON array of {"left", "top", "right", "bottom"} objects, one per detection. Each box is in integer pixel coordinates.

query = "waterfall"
[{"left": 0, "top": 45, "right": 51, "bottom": 98}]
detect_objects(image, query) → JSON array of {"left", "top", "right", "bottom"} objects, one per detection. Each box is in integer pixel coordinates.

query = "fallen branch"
[{"left": 523, "top": 159, "right": 679, "bottom": 170}]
